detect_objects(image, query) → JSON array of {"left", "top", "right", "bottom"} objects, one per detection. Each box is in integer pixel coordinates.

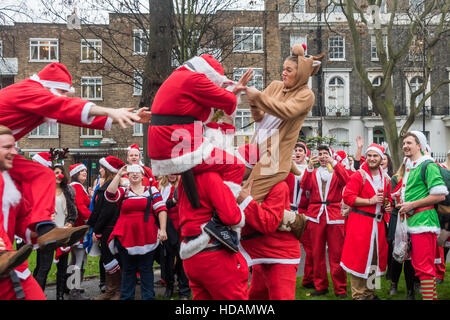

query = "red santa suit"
[
  {"left": 177, "top": 171, "right": 248, "bottom": 300},
  {"left": 301, "top": 161, "right": 348, "bottom": 295},
  {"left": 239, "top": 180, "right": 301, "bottom": 300},
  {"left": 0, "top": 172, "right": 46, "bottom": 300},
  {"left": 148, "top": 55, "right": 245, "bottom": 197},
  {"left": 0, "top": 63, "right": 112, "bottom": 239},
  {"left": 341, "top": 162, "right": 391, "bottom": 279},
  {"left": 105, "top": 185, "right": 167, "bottom": 255}
]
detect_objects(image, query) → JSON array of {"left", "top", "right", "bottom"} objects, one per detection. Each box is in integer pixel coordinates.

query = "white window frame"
[
  {"left": 29, "top": 38, "right": 59, "bottom": 62},
  {"left": 133, "top": 122, "right": 144, "bottom": 137},
  {"left": 328, "top": 35, "right": 345, "bottom": 61},
  {"left": 80, "top": 127, "right": 103, "bottom": 138},
  {"left": 290, "top": 0, "right": 305, "bottom": 13},
  {"left": 234, "top": 109, "right": 256, "bottom": 135},
  {"left": 81, "top": 77, "right": 103, "bottom": 101},
  {"left": 324, "top": 70, "right": 350, "bottom": 116},
  {"left": 234, "top": 68, "right": 263, "bottom": 91},
  {"left": 233, "top": 27, "right": 263, "bottom": 53},
  {"left": 133, "top": 29, "right": 149, "bottom": 55},
  {"left": 370, "top": 35, "right": 388, "bottom": 61},
  {"left": 80, "top": 39, "right": 102, "bottom": 63},
  {"left": 133, "top": 70, "right": 143, "bottom": 96},
  {"left": 29, "top": 122, "right": 59, "bottom": 138},
  {"left": 405, "top": 72, "right": 431, "bottom": 112},
  {"left": 290, "top": 34, "right": 307, "bottom": 54}
]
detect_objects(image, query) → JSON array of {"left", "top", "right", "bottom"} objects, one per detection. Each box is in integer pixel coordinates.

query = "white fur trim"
[
  {"left": 204, "top": 127, "right": 234, "bottom": 154},
  {"left": 407, "top": 225, "right": 441, "bottom": 234},
  {"left": 239, "top": 196, "right": 253, "bottom": 211},
  {"left": 223, "top": 181, "right": 242, "bottom": 199},
  {"left": 2, "top": 171, "right": 22, "bottom": 232},
  {"left": 429, "top": 185, "right": 449, "bottom": 196},
  {"left": 14, "top": 268, "right": 31, "bottom": 280},
  {"left": 150, "top": 139, "right": 214, "bottom": 176},
  {"left": 32, "top": 154, "right": 52, "bottom": 167},
  {"left": 81, "top": 102, "right": 96, "bottom": 125},
  {"left": 179, "top": 224, "right": 211, "bottom": 260},
  {"left": 181, "top": 56, "right": 231, "bottom": 89},
  {"left": 238, "top": 244, "right": 300, "bottom": 267},
  {"left": 109, "top": 238, "right": 159, "bottom": 256},
  {"left": 99, "top": 157, "right": 118, "bottom": 173},
  {"left": 104, "top": 117, "right": 113, "bottom": 131},
  {"left": 103, "top": 258, "right": 119, "bottom": 272},
  {"left": 366, "top": 146, "right": 384, "bottom": 158},
  {"left": 30, "top": 74, "right": 75, "bottom": 93},
  {"left": 70, "top": 164, "right": 87, "bottom": 177}
]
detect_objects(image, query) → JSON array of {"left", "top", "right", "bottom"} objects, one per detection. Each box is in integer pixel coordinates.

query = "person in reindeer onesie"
[
  {"left": 0, "top": 62, "right": 147, "bottom": 267},
  {"left": 341, "top": 143, "right": 392, "bottom": 300},
  {"left": 243, "top": 44, "right": 324, "bottom": 239}
]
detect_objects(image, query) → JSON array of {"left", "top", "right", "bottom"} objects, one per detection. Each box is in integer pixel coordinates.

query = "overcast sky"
[{"left": 1, "top": 0, "right": 265, "bottom": 25}]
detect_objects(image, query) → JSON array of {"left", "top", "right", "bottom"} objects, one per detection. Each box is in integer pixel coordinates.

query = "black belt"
[
  {"left": 290, "top": 205, "right": 298, "bottom": 211},
  {"left": 312, "top": 201, "right": 338, "bottom": 205},
  {"left": 353, "top": 208, "right": 383, "bottom": 222},
  {"left": 150, "top": 114, "right": 198, "bottom": 126},
  {"left": 241, "top": 231, "right": 263, "bottom": 241}
]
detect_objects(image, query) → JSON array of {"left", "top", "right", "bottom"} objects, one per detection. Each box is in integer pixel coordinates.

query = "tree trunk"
[{"left": 141, "top": 0, "right": 175, "bottom": 166}]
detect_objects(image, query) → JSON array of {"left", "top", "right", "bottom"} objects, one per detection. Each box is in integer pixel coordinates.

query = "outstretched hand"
[
  {"left": 108, "top": 108, "right": 141, "bottom": 128},
  {"left": 135, "top": 107, "right": 151, "bottom": 124},
  {"left": 237, "top": 179, "right": 253, "bottom": 205},
  {"left": 233, "top": 69, "right": 254, "bottom": 95}
]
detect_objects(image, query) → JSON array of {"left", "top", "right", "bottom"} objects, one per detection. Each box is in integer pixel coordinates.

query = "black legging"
[
  {"left": 387, "top": 240, "right": 415, "bottom": 291},
  {"left": 33, "top": 249, "right": 69, "bottom": 293}
]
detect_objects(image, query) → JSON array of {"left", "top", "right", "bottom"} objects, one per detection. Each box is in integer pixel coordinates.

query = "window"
[
  {"left": 0, "top": 41, "right": 2, "bottom": 57},
  {"left": 368, "top": 76, "right": 384, "bottom": 111},
  {"left": 81, "top": 77, "right": 102, "bottom": 100},
  {"left": 326, "top": 76, "right": 349, "bottom": 115},
  {"left": 133, "top": 123, "right": 143, "bottom": 136},
  {"left": 370, "top": 35, "right": 387, "bottom": 61},
  {"left": 373, "top": 128, "right": 386, "bottom": 144},
  {"left": 405, "top": 73, "right": 431, "bottom": 112},
  {"left": 233, "top": 27, "right": 263, "bottom": 53},
  {"left": 133, "top": 71, "right": 143, "bottom": 96},
  {"left": 29, "top": 39, "right": 58, "bottom": 62},
  {"left": 328, "top": 0, "right": 343, "bottom": 13},
  {"left": 235, "top": 109, "right": 256, "bottom": 133},
  {"left": 80, "top": 127, "right": 102, "bottom": 138},
  {"left": 328, "top": 36, "right": 345, "bottom": 60},
  {"left": 29, "top": 122, "right": 58, "bottom": 138},
  {"left": 410, "top": 76, "right": 425, "bottom": 107},
  {"left": 290, "top": 34, "right": 307, "bottom": 54},
  {"left": 133, "top": 29, "right": 148, "bottom": 55},
  {"left": 409, "top": 0, "right": 424, "bottom": 14},
  {"left": 233, "top": 68, "right": 263, "bottom": 91},
  {"left": 81, "top": 39, "right": 102, "bottom": 62},
  {"left": 290, "top": 0, "right": 305, "bottom": 13},
  {"left": 380, "top": 0, "right": 387, "bottom": 13}
]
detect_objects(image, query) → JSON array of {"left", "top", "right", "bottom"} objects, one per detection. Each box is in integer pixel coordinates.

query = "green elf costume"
[{"left": 401, "top": 131, "right": 448, "bottom": 300}]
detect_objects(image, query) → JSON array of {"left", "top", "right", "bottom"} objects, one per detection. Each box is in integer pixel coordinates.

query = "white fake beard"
[{"left": 317, "top": 166, "right": 332, "bottom": 182}]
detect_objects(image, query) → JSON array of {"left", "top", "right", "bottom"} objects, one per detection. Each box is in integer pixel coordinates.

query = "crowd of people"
[{"left": 0, "top": 44, "right": 449, "bottom": 301}]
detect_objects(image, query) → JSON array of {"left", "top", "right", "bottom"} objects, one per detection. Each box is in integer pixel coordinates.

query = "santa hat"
[
  {"left": 99, "top": 156, "right": 125, "bottom": 173},
  {"left": 365, "top": 143, "right": 385, "bottom": 158},
  {"left": 127, "top": 144, "right": 140, "bottom": 152},
  {"left": 200, "top": 54, "right": 224, "bottom": 76},
  {"left": 409, "top": 130, "right": 428, "bottom": 152},
  {"left": 32, "top": 152, "right": 52, "bottom": 167},
  {"left": 180, "top": 55, "right": 230, "bottom": 88},
  {"left": 235, "top": 144, "right": 259, "bottom": 169},
  {"left": 69, "top": 163, "right": 87, "bottom": 177},
  {"left": 31, "top": 63, "right": 75, "bottom": 93}
]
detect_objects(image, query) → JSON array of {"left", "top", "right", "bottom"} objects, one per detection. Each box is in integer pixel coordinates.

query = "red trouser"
[
  {"left": 300, "top": 221, "right": 314, "bottom": 285},
  {"left": 182, "top": 249, "right": 249, "bottom": 300},
  {"left": 0, "top": 274, "right": 46, "bottom": 300},
  {"left": 9, "top": 155, "right": 55, "bottom": 237},
  {"left": 193, "top": 148, "right": 245, "bottom": 187},
  {"left": 435, "top": 245, "right": 446, "bottom": 281},
  {"left": 309, "top": 213, "right": 347, "bottom": 294},
  {"left": 410, "top": 232, "right": 437, "bottom": 281},
  {"left": 248, "top": 263, "right": 298, "bottom": 300}
]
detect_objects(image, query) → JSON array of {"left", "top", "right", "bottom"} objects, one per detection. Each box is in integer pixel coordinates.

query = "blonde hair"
[
  {"left": 0, "top": 125, "right": 13, "bottom": 136},
  {"left": 393, "top": 163, "right": 406, "bottom": 180},
  {"left": 157, "top": 175, "right": 180, "bottom": 188}
]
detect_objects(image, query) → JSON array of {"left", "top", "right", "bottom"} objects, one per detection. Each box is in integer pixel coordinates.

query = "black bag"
[
  {"left": 204, "top": 210, "right": 239, "bottom": 253},
  {"left": 420, "top": 160, "right": 450, "bottom": 213}
]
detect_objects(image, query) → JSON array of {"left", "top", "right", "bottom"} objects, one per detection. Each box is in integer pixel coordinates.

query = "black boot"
[
  {"left": 164, "top": 285, "right": 174, "bottom": 299},
  {"left": 56, "top": 269, "right": 66, "bottom": 300},
  {"left": 407, "top": 289, "right": 415, "bottom": 300}
]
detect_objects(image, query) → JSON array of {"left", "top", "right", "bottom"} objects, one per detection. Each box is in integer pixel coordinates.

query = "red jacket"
[
  {"left": 70, "top": 182, "right": 91, "bottom": 227},
  {"left": 240, "top": 181, "right": 301, "bottom": 266},
  {"left": 148, "top": 67, "right": 237, "bottom": 175},
  {"left": 0, "top": 79, "right": 110, "bottom": 141},
  {"left": 301, "top": 162, "right": 349, "bottom": 224}
]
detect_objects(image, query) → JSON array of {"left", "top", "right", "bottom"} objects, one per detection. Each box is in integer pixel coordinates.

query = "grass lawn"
[{"left": 27, "top": 248, "right": 450, "bottom": 300}]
